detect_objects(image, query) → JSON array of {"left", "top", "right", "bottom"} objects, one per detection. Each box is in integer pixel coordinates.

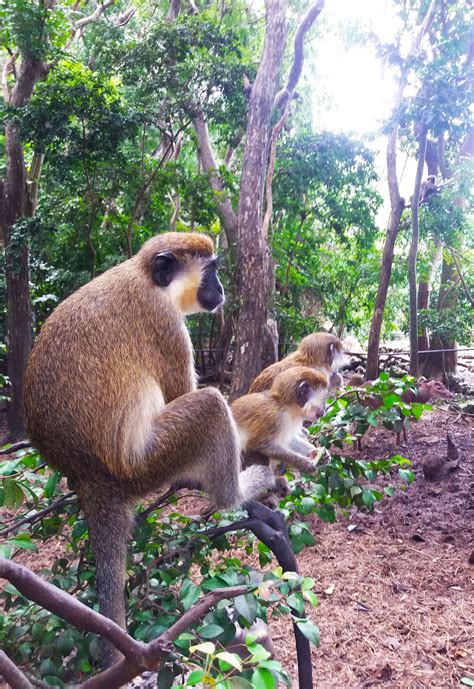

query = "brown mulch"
[{"left": 1, "top": 408, "right": 473, "bottom": 688}]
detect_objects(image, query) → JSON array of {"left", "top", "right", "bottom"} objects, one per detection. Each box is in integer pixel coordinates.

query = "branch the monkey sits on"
[
  {"left": 249, "top": 332, "right": 345, "bottom": 395},
  {"left": 232, "top": 366, "right": 328, "bottom": 506},
  {"left": 23, "top": 232, "right": 275, "bottom": 669}
]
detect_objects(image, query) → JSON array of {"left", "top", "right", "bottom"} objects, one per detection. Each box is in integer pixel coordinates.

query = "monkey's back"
[
  {"left": 23, "top": 259, "right": 194, "bottom": 479},
  {"left": 248, "top": 354, "right": 300, "bottom": 394}
]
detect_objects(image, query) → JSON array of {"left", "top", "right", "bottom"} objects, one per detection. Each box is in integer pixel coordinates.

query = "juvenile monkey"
[
  {"left": 249, "top": 332, "right": 345, "bottom": 394},
  {"left": 231, "top": 366, "right": 328, "bottom": 480},
  {"left": 23, "top": 232, "right": 274, "bottom": 668}
]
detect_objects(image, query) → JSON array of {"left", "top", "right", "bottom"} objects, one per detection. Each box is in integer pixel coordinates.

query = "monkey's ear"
[
  {"left": 152, "top": 251, "right": 179, "bottom": 287},
  {"left": 329, "top": 343, "right": 337, "bottom": 363},
  {"left": 296, "top": 381, "right": 310, "bottom": 407}
]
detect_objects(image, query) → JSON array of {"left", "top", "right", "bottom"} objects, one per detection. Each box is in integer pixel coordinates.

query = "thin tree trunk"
[
  {"left": 408, "top": 125, "right": 428, "bottom": 376},
  {"left": 2, "top": 58, "right": 47, "bottom": 439},
  {"left": 418, "top": 238, "right": 442, "bottom": 359},
  {"left": 365, "top": 202, "right": 405, "bottom": 380}
]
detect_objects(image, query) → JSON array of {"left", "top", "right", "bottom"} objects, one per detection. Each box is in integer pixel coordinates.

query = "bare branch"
[
  {"left": 274, "top": 0, "right": 326, "bottom": 109},
  {"left": 0, "top": 492, "right": 76, "bottom": 537},
  {"left": 261, "top": 101, "right": 290, "bottom": 239},
  {"left": 74, "top": 0, "right": 115, "bottom": 29},
  {"left": 262, "top": 0, "right": 325, "bottom": 239},
  {"left": 113, "top": 6, "right": 135, "bottom": 27},
  {"left": 0, "top": 650, "right": 33, "bottom": 689},
  {"left": 2, "top": 50, "right": 19, "bottom": 103},
  {"left": 0, "top": 560, "right": 145, "bottom": 659},
  {"left": 0, "top": 440, "right": 32, "bottom": 454},
  {"left": 193, "top": 115, "right": 239, "bottom": 253}
]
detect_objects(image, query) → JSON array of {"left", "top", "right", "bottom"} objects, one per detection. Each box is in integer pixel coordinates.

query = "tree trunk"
[
  {"left": 230, "top": 0, "right": 288, "bottom": 400},
  {"left": 408, "top": 125, "right": 428, "bottom": 376},
  {"left": 365, "top": 201, "right": 405, "bottom": 380},
  {"left": 418, "top": 238, "right": 442, "bottom": 363}
]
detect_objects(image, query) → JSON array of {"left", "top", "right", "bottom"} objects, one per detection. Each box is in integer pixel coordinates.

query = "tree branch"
[
  {"left": 274, "top": 0, "right": 325, "bottom": 109},
  {"left": 193, "top": 115, "right": 239, "bottom": 253},
  {"left": 77, "top": 586, "right": 247, "bottom": 689},
  {"left": 262, "top": 0, "right": 325, "bottom": 239},
  {"left": 1, "top": 50, "right": 18, "bottom": 103},
  {"left": 0, "top": 650, "right": 33, "bottom": 689},
  {"left": 0, "top": 559, "right": 144, "bottom": 659},
  {"left": 74, "top": 0, "right": 115, "bottom": 29},
  {"left": 450, "top": 249, "right": 474, "bottom": 306},
  {"left": 0, "top": 440, "right": 32, "bottom": 455}
]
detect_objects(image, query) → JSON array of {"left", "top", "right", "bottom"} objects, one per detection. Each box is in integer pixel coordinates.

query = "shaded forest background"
[{"left": 1, "top": 0, "right": 473, "bottom": 439}]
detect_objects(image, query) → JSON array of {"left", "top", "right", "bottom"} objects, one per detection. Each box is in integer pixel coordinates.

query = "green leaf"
[
  {"left": 8, "top": 534, "right": 36, "bottom": 551},
  {"left": 251, "top": 667, "right": 276, "bottom": 689},
  {"left": 303, "top": 589, "right": 318, "bottom": 607},
  {"left": 186, "top": 669, "right": 205, "bottom": 685},
  {"left": 180, "top": 579, "right": 201, "bottom": 611},
  {"left": 296, "top": 620, "right": 320, "bottom": 646},
  {"left": 216, "top": 651, "right": 243, "bottom": 672},
  {"left": 460, "top": 677, "right": 474, "bottom": 687},
  {"left": 198, "top": 623, "right": 224, "bottom": 639},
  {"left": 287, "top": 593, "right": 305, "bottom": 615},
  {"left": 44, "top": 471, "right": 61, "bottom": 498},
  {"left": 189, "top": 641, "right": 215, "bottom": 655},
  {"left": 234, "top": 594, "right": 258, "bottom": 624}
]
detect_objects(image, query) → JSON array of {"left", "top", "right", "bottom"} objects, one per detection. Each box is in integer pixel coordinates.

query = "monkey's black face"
[{"left": 197, "top": 259, "right": 224, "bottom": 312}]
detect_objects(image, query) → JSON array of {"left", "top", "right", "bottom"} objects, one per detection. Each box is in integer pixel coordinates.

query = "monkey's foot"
[{"left": 274, "top": 476, "right": 291, "bottom": 497}]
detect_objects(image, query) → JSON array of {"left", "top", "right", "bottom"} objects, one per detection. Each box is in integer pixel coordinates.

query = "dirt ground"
[{"left": 1, "top": 407, "right": 473, "bottom": 688}]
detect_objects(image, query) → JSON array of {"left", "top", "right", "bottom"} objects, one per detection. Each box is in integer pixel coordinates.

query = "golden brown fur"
[
  {"left": 23, "top": 232, "right": 274, "bottom": 669},
  {"left": 232, "top": 366, "right": 328, "bottom": 477},
  {"left": 249, "top": 332, "right": 344, "bottom": 394}
]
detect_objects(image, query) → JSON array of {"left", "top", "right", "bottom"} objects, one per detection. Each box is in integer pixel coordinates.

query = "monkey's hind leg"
[
  {"left": 145, "top": 387, "right": 276, "bottom": 510},
  {"left": 77, "top": 479, "right": 135, "bottom": 669}
]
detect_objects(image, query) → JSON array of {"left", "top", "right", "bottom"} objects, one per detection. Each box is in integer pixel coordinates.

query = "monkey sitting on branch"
[
  {"left": 23, "top": 232, "right": 275, "bottom": 669},
  {"left": 231, "top": 366, "right": 328, "bottom": 506},
  {"left": 249, "top": 332, "right": 345, "bottom": 395}
]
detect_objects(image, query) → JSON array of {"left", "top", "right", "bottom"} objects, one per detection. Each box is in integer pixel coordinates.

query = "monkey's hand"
[{"left": 274, "top": 475, "right": 291, "bottom": 497}]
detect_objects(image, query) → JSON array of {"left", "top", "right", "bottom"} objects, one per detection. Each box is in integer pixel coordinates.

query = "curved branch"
[
  {"left": 0, "top": 559, "right": 144, "bottom": 659},
  {"left": 274, "top": 0, "right": 326, "bottom": 109},
  {"left": 74, "top": 0, "right": 115, "bottom": 29}
]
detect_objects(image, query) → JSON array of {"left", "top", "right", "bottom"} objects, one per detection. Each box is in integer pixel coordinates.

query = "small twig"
[
  {"left": 0, "top": 493, "right": 76, "bottom": 537},
  {"left": 0, "top": 440, "right": 32, "bottom": 455}
]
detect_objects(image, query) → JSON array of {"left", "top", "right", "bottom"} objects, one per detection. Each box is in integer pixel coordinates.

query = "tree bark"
[
  {"left": 418, "top": 238, "right": 442, "bottom": 359},
  {"left": 1, "top": 58, "right": 48, "bottom": 439},
  {"left": 229, "top": 0, "right": 288, "bottom": 400},
  {"left": 408, "top": 125, "right": 428, "bottom": 376}
]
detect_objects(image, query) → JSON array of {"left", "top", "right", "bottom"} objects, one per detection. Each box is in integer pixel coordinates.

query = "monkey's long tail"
[{"left": 77, "top": 479, "right": 135, "bottom": 670}]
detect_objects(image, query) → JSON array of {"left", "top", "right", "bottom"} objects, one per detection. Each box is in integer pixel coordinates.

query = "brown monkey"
[
  {"left": 419, "top": 175, "right": 437, "bottom": 204},
  {"left": 231, "top": 366, "right": 328, "bottom": 478},
  {"left": 249, "top": 332, "right": 345, "bottom": 394},
  {"left": 23, "top": 232, "right": 274, "bottom": 668}
]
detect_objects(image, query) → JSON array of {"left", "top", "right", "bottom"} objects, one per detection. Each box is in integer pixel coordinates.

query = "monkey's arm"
[
  {"left": 263, "top": 443, "right": 314, "bottom": 474},
  {"left": 289, "top": 434, "right": 315, "bottom": 457}
]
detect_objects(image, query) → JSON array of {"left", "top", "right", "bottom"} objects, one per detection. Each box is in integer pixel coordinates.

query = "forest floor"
[{"left": 1, "top": 406, "right": 473, "bottom": 689}]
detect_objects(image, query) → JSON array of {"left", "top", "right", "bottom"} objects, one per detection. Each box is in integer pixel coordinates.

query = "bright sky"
[
  {"left": 310, "top": 0, "right": 419, "bottom": 205},
  {"left": 314, "top": 0, "right": 401, "bottom": 135}
]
